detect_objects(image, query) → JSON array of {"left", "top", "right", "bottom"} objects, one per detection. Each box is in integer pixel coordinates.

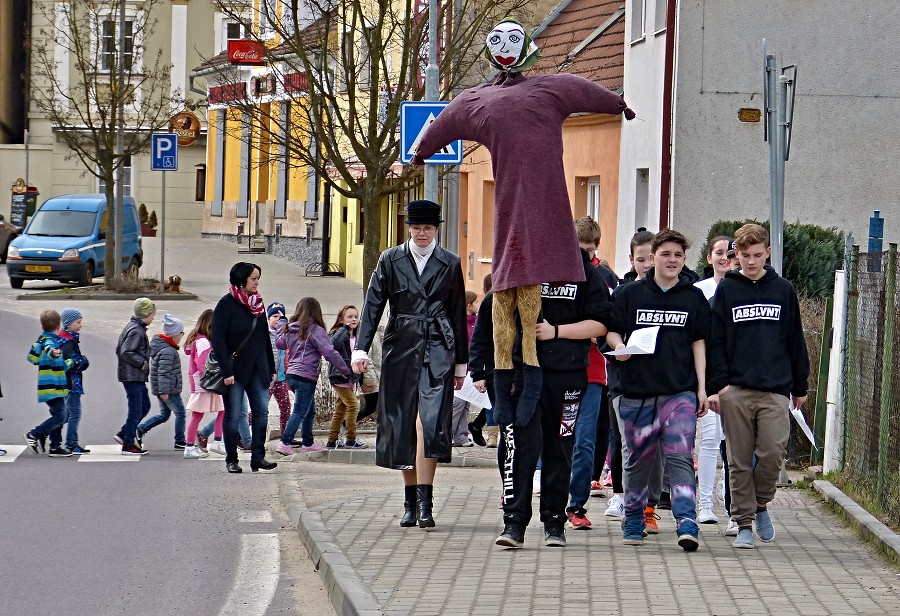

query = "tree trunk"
[
  {"left": 360, "top": 191, "right": 384, "bottom": 296},
  {"left": 103, "top": 167, "right": 117, "bottom": 288}
]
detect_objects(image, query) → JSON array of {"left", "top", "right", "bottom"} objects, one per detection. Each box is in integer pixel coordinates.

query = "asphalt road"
[{"left": 0, "top": 309, "right": 333, "bottom": 615}]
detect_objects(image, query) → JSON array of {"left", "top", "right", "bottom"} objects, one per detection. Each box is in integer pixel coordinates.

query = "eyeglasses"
[{"left": 410, "top": 225, "right": 436, "bottom": 234}]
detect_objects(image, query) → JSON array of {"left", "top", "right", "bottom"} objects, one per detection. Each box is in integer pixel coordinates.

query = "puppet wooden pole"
[{"left": 424, "top": 0, "right": 439, "bottom": 204}]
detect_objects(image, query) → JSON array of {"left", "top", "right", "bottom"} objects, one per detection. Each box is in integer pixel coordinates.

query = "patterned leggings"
[{"left": 269, "top": 380, "right": 292, "bottom": 434}]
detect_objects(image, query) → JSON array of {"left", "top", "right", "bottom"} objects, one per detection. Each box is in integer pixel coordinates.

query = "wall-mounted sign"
[
  {"left": 228, "top": 39, "right": 266, "bottom": 65},
  {"left": 251, "top": 75, "right": 276, "bottom": 97},
  {"left": 738, "top": 108, "right": 762, "bottom": 123},
  {"left": 168, "top": 110, "right": 201, "bottom": 146}
]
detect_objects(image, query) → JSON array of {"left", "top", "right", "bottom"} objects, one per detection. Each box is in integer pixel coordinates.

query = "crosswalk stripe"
[
  {"left": 76, "top": 444, "right": 141, "bottom": 461},
  {"left": 0, "top": 445, "right": 28, "bottom": 462}
]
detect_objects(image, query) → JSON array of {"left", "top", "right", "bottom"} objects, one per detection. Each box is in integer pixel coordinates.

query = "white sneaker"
[
  {"left": 698, "top": 507, "right": 719, "bottom": 524},
  {"left": 183, "top": 446, "right": 208, "bottom": 459},
  {"left": 604, "top": 494, "right": 625, "bottom": 518},
  {"left": 208, "top": 440, "right": 226, "bottom": 456},
  {"left": 724, "top": 519, "right": 739, "bottom": 536},
  {"left": 533, "top": 469, "right": 542, "bottom": 496},
  {"left": 717, "top": 476, "right": 726, "bottom": 504}
]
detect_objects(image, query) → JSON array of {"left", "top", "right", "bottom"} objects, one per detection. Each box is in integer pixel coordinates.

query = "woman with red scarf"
[{"left": 211, "top": 262, "right": 278, "bottom": 473}]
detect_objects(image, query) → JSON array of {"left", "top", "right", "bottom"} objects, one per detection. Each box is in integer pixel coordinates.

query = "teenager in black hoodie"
[
  {"left": 707, "top": 223, "right": 809, "bottom": 549},
  {"left": 606, "top": 229, "right": 711, "bottom": 551}
]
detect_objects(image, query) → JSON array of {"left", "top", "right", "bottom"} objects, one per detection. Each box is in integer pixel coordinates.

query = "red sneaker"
[
  {"left": 590, "top": 480, "right": 606, "bottom": 497},
  {"left": 644, "top": 506, "right": 660, "bottom": 534},
  {"left": 567, "top": 511, "right": 592, "bottom": 530}
]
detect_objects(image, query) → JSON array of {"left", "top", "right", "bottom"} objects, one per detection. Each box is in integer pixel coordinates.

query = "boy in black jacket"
[
  {"left": 495, "top": 245, "right": 610, "bottom": 549},
  {"left": 606, "top": 229, "right": 710, "bottom": 551},
  {"left": 707, "top": 223, "right": 809, "bottom": 549}
]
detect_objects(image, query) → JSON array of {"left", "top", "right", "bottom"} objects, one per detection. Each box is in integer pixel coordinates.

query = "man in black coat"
[{"left": 353, "top": 200, "right": 468, "bottom": 529}]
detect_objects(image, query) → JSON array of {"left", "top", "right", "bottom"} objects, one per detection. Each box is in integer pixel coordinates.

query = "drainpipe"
[{"left": 658, "top": 0, "right": 677, "bottom": 229}]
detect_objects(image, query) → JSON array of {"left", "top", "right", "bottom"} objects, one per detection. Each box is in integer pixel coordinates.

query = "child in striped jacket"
[{"left": 24, "top": 309, "right": 75, "bottom": 457}]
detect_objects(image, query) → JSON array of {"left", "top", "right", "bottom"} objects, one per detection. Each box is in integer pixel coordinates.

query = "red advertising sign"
[{"left": 228, "top": 39, "right": 266, "bottom": 65}]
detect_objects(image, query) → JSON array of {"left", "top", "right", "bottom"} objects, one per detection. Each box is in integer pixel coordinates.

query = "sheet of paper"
[
  {"left": 453, "top": 374, "right": 492, "bottom": 409},
  {"left": 790, "top": 404, "right": 818, "bottom": 450},
  {"left": 604, "top": 326, "right": 660, "bottom": 356}
]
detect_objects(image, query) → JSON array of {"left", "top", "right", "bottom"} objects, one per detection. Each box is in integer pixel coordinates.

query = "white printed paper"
[
  {"left": 790, "top": 404, "right": 818, "bottom": 451},
  {"left": 604, "top": 326, "right": 660, "bottom": 356},
  {"left": 453, "top": 374, "right": 492, "bottom": 409}
]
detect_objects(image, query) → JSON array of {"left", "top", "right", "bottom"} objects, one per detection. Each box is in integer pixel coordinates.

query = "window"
[
  {"left": 629, "top": 0, "right": 646, "bottom": 43},
  {"left": 654, "top": 0, "right": 667, "bottom": 32},
  {"left": 195, "top": 164, "right": 206, "bottom": 202},
  {"left": 98, "top": 155, "right": 133, "bottom": 197},
  {"left": 341, "top": 27, "right": 374, "bottom": 91},
  {"left": 587, "top": 178, "right": 601, "bottom": 222},
  {"left": 634, "top": 168, "right": 649, "bottom": 230},
  {"left": 259, "top": 0, "right": 277, "bottom": 39},
  {"left": 100, "top": 19, "right": 134, "bottom": 71},
  {"left": 225, "top": 20, "right": 249, "bottom": 42}
]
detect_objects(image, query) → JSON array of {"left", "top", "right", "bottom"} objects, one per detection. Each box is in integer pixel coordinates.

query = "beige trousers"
[
  {"left": 720, "top": 385, "right": 790, "bottom": 526},
  {"left": 329, "top": 386, "right": 360, "bottom": 442}
]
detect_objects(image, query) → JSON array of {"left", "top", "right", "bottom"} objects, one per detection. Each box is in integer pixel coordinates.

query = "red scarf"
[{"left": 229, "top": 285, "right": 265, "bottom": 317}]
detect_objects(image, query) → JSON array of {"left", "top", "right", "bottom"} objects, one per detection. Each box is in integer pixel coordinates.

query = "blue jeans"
[
  {"left": 223, "top": 378, "right": 269, "bottom": 464},
  {"left": 65, "top": 393, "right": 82, "bottom": 449},
  {"left": 139, "top": 393, "right": 187, "bottom": 446},
  {"left": 121, "top": 382, "right": 151, "bottom": 446},
  {"left": 200, "top": 395, "right": 250, "bottom": 443},
  {"left": 567, "top": 383, "right": 603, "bottom": 512},
  {"left": 33, "top": 396, "right": 68, "bottom": 449},
  {"left": 282, "top": 376, "right": 317, "bottom": 446}
]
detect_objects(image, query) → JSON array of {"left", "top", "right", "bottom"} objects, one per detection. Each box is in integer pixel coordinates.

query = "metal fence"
[{"left": 839, "top": 244, "right": 900, "bottom": 523}]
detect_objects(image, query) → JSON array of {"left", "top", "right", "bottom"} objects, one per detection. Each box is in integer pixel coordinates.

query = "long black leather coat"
[{"left": 356, "top": 242, "right": 468, "bottom": 469}]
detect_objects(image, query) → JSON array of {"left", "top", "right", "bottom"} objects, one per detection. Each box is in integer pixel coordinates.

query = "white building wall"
[
  {"left": 615, "top": 0, "right": 668, "bottom": 274},
  {"left": 672, "top": 1, "right": 900, "bottom": 257}
]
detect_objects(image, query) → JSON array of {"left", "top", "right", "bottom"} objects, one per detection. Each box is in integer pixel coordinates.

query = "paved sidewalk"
[{"left": 293, "top": 464, "right": 900, "bottom": 616}]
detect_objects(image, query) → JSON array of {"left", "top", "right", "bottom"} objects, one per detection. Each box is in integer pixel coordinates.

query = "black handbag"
[{"left": 199, "top": 318, "right": 258, "bottom": 394}]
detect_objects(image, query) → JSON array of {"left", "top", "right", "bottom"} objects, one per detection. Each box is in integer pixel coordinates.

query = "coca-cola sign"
[{"left": 228, "top": 39, "right": 266, "bottom": 65}]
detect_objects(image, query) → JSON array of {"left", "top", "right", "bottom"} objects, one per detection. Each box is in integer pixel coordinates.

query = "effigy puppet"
[{"left": 412, "top": 19, "right": 635, "bottom": 425}]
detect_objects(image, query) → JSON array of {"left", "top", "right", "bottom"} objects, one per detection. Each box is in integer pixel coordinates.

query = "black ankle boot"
[
  {"left": 400, "top": 485, "right": 418, "bottom": 527},
  {"left": 417, "top": 484, "right": 435, "bottom": 528}
]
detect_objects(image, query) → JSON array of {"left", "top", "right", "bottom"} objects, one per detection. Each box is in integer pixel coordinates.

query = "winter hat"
[
  {"left": 61, "top": 307, "right": 82, "bottom": 328},
  {"left": 133, "top": 297, "right": 157, "bottom": 319},
  {"left": 162, "top": 313, "right": 184, "bottom": 337},
  {"left": 266, "top": 302, "right": 286, "bottom": 319}
]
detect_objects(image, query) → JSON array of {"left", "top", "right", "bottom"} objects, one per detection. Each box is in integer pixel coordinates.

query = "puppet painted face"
[{"left": 487, "top": 21, "right": 526, "bottom": 68}]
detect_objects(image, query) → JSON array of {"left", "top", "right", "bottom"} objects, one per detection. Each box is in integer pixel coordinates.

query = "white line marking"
[
  {"left": 218, "top": 533, "right": 280, "bottom": 616},
  {"left": 239, "top": 510, "right": 274, "bottom": 523},
  {"left": 76, "top": 444, "right": 141, "bottom": 462},
  {"left": 0, "top": 445, "right": 27, "bottom": 462}
]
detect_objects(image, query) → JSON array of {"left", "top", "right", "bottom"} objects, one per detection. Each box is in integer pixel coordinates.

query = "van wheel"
[
  {"left": 9, "top": 276, "right": 23, "bottom": 289},
  {"left": 125, "top": 258, "right": 139, "bottom": 279},
  {"left": 78, "top": 263, "right": 94, "bottom": 286}
]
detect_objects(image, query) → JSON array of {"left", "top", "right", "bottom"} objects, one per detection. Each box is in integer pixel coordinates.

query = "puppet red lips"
[{"left": 496, "top": 55, "right": 516, "bottom": 66}]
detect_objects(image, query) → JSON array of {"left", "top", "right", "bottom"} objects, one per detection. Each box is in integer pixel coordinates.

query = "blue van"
[{"left": 6, "top": 194, "right": 143, "bottom": 288}]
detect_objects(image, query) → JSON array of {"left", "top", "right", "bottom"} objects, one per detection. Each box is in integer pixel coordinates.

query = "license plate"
[{"left": 25, "top": 265, "right": 52, "bottom": 273}]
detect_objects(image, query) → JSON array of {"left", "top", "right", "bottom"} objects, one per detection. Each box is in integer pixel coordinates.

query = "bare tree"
[
  {"left": 29, "top": 0, "right": 180, "bottom": 286},
  {"left": 211, "top": 0, "right": 532, "bottom": 288}
]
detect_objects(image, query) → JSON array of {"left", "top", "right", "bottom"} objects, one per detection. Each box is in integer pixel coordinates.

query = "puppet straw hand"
[
  {"left": 624, "top": 107, "right": 636, "bottom": 120},
  {"left": 410, "top": 152, "right": 425, "bottom": 166}
]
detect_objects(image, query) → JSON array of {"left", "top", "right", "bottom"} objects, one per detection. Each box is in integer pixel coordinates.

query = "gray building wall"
[{"left": 672, "top": 1, "right": 900, "bottom": 255}]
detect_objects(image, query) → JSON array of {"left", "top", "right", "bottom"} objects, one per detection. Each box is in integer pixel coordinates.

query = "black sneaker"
[
  {"left": 544, "top": 525, "right": 566, "bottom": 547},
  {"left": 122, "top": 443, "right": 149, "bottom": 456},
  {"left": 48, "top": 447, "right": 74, "bottom": 457},
  {"left": 495, "top": 524, "right": 525, "bottom": 548},
  {"left": 113, "top": 431, "right": 124, "bottom": 445},
  {"left": 174, "top": 443, "right": 186, "bottom": 450},
  {"left": 24, "top": 432, "right": 40, "bottom": 454},
  {"left": 135, "top": 428, "right": 144, "bottom": 448},
  {"left": 69, "top": 445, "right": 91, "bottom": 454},
  {"left": 658, "top": 491, "right": 672, "bottom": 510}
]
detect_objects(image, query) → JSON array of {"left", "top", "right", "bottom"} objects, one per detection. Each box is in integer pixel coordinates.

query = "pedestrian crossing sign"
[{"left": 400, "top": 101, "right": 463, "bottom": 165}]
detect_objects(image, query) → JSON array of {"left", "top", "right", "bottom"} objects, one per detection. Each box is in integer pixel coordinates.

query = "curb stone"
[
  {"left": 278, "top": 472, "right": 385, "bottom": 616},
  {"left": 813, "top": 479, "right": 900, "bottom": 566},
  {"left": 270, "top": 444, "right": 498, "bottom": 468},
  {"left": 16, "top": 292, "right": 198, "bottom": 301}
]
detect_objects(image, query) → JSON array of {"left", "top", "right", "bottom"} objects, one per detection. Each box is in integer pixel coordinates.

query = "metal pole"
[
  {"left": 160, "top": 170, "right": 166, "bottom": 286},
  {"left": 424, "top": 0, "right": 439, "bottom": 205},
  {"left": 772, "top": 72, "right": 788, "bottom": 274},
  {"left": 876, "top": 243, "right": 896, "bottom": 505},
  {"left": 114, "top": 0, "right": 126, "bottom": 279}
]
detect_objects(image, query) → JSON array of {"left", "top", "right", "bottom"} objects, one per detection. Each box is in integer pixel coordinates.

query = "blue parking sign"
[
  {"left": 151, "top": 133, "right": 178, "bottom": 171},
  {"left": 400, "top": 101, "right": 463, "bottom": 165}
]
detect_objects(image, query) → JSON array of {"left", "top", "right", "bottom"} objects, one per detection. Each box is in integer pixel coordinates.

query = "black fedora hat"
[{"left": 405, "top": 200, "right": 443, "bottom": 225}]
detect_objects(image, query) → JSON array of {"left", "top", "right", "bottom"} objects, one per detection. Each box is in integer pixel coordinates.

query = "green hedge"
[{"left": 696, "top": 219, "right": 845, "bottom": 299}]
